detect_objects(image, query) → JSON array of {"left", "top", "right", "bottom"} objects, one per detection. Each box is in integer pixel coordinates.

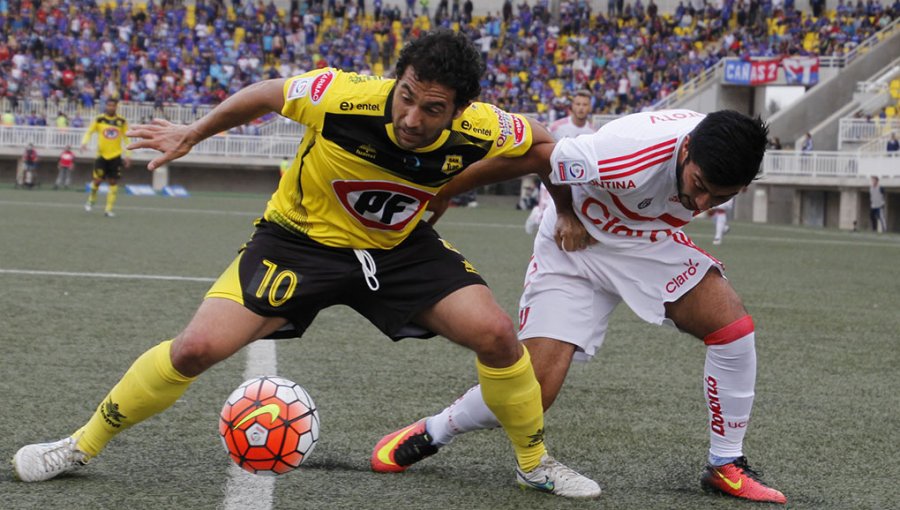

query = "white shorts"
[{"left": 518, "top": 225, "right": 724, "bottom": 361}]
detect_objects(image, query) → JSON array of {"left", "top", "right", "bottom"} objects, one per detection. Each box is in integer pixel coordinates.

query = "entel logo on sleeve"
[
  {"left": 310, "top": 71, "right": 335, "bottom": 105},
  {"left": 332, "top": 180, "right": 434, "bottom": 230}
]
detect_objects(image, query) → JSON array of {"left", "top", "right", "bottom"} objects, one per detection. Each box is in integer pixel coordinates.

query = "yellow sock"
[
  {"left": 105, "top": 184, "right": 119, "bottom": 213},
  {"left": 73, "top": 340, "right": 196, "bottom": 457},
  {"left": 88, "top": 182, "right": 99, "bottom": 205},
  {"left": 477, "top": 346, "right": 546, "bottom": 471}
]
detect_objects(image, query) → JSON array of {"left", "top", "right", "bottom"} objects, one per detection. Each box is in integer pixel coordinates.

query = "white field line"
[
  {"left": 0, "top": 199, "right": 259, "bottom": 216},
  {"left": 0, "top": 268, "right": 216, "bottom": 282},
  {"left": 0, "top": 265, "right": 278, "bottom": 508},
  {"left": 1, "top": 198, "right": 898, "bottom": 246},
  {"left": 221, "top": 340, "right": 278, "bottom": 510}
]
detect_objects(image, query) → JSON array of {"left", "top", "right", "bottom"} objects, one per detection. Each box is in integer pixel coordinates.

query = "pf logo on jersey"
[
  {"left": 103, "top": 127, "right": 120, "bottom": 139},
  {"left": 333, "top": 180, "right": 434, "bottom": 230}
]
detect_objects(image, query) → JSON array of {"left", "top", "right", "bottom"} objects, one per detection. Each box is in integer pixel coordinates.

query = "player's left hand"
[
  {"left": 123, "top": 157, "right": 132, "bottom": 168},
  {"left": 426, "top": 193, "right": 450, "bottom": 225},
  {"left": 127, "top": 119, "right": 194, "bottom": 171},
  {"left": 554, "top": 210, "right": 595, "bottom": 252}
]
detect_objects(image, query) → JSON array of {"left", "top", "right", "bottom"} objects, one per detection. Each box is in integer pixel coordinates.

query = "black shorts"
[
  {"left": 93, "top": 156, "right": 123, "bottom": 180},
  {"left": 205, "top": 220, "right": 487, "bottom": 340}
]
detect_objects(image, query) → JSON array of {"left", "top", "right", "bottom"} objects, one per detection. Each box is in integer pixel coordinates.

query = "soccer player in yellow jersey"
[
  {"left": 81, "top": 98, "right": 131, "bottom": 217},
  {"left": 13, "top": 30, "right": 600, "bottom": 498}
]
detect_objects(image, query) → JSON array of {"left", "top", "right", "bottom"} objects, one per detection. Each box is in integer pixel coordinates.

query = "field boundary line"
[
  {"left": 0, "top": 199, "right": 258, "bottom": 216},
  {"left": 2, "top": 197, "right": 897, "bottom": 245},
  {"left": 221, "top": 340, "right": 278, "bottom": 510},
  {"left": 0, "top": 268, "right": 216, "bottom": 282}
]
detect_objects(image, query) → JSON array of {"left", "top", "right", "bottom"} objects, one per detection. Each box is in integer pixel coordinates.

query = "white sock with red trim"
[
  {"left": 704, "top": 315, "right": 757, "bottom": 465},
  {"left": 426, "top": 385, "right": 499, "bottom": 447}
]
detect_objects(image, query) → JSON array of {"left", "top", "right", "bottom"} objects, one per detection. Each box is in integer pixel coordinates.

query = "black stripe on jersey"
[
  {"left": 321, "top": 112, "right": 494, "bottom": 187},
  {"left": 296, "top": 132, "right": 319, "bottom": 201},
  {"left": 94, "top": 115, "right": 126, "bottom": 127}
]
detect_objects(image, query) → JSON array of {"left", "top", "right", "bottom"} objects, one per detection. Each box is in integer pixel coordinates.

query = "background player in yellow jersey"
[
  {"left": 13, "top": 30, "right": 600, "bottom": 499},
  {"left": 81, "top": 98, "right": 131, "bottom": 217}
]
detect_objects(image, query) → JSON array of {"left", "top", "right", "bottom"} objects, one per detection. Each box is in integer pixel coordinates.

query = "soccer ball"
[{"left": 219, "top": 375, "right": 320, "bottom": 475}]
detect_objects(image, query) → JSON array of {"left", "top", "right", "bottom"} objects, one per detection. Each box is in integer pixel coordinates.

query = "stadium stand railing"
[
  {"left": 761, "top": 150, "right": 898, "bottom": 178},
  {"left": 839, "top": 118, "right": 900, "bottom": 148},
  {"left": 651, "top": 61, "right": 723, "bottom": 111},
  {"left": 257, "top": 117, "right": 307, "bottom": 138},
  {"left": 856, "top": 133, "right": 900, "bottom": 153},
  {"left": 0, "top": 126, "right": 301, "bottom": 160},
  {"left": 0, "top": 99, "right": 218, "bottom": 126}
]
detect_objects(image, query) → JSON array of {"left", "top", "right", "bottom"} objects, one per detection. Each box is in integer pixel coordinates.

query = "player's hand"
[
  {"left": 123, "top": 157, "right": 132, "bottom": 168},
  {"left": 127, "top": 119, "right": 194, "bottom": 171},
  {"left": 554, "top": 210, "right": 595, "bottom": 252},
  {"left": 79, "top": 144, "right": 87, "bottom": 153},
  {"left": 426, "top": 193, "right": 450, "bottom": 225}
]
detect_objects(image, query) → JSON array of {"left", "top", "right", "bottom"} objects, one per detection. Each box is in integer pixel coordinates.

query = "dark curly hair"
[
  {"left": 688, "top": 110, "right": 769, "bottom": 187},
  {"left": 394, "top": 30, "right": 484, "bottom": 109}
]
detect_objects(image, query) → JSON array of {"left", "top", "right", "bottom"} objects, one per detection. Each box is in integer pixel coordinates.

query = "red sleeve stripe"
[
  {"left": 596, "top": 138, "right": 677, "bottom": 165},
  {"left": 704, "top": 315, "right": 755, "bottom": 346},
  {"left": 600, "top": 152, "right": 674, "bottom": 181},
  {"left": 598, "top": 146, "right": 675, "bottom": 173}
]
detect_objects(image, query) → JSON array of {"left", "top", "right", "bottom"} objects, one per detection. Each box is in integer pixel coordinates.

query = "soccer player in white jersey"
[
  {"left": 548, "top": 89, "right": 595, "bottom": 140},
  {"left": 373, "top": 109, "right": 787, "bottom": 504},
  {"left": 710, "top": 196, "right": 735, "bottom": 245},
  {"left": 526, "top": 90, "right": 596, "bottom": 234}
]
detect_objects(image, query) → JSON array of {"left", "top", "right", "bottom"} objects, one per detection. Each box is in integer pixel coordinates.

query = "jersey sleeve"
[
  {"left": 280, "top": 68, "right": 340, "bottom": 129},
  {"left": 460, "top": 102, "right": 533, "bottom": 159},
  {"left": 548, "top": 132, "right": 597, "bottom": 185},
  {"left": 81, "top": 118, "right": 99, "bottom": 145},
  {"left": 121, "top": 118, "right": 131, "bottom": 157}
]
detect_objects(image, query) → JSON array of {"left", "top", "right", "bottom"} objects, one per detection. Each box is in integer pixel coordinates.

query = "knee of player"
[
  {"left": 169, "top": 334, "right": 220, "bottom": 377},
  {"left": 468, "top": 314, "right": 519, "bottom": 357}
]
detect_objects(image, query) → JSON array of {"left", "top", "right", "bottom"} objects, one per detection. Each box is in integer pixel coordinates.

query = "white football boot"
[
  {"left": 516, "top": 454, "right": 602, "bottom": 498},
  {"left": 12, "top": 436, "right": 88, "bottom": 482}
]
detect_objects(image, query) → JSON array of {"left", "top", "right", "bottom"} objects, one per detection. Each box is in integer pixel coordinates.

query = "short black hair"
[
  {"left": 394, "top": 30, "right": 484, "bottom": 109},
  {"left": 688, "top": 110, "right": 769, "bottom": 187}
]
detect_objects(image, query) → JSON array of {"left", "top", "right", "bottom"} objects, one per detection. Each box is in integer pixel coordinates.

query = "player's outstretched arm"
[
  {"left": 431, "top": 117, "right": 556, "bottom": 214},
  {"left": 127, "top": 79, "right": 287, "bottom": 171}
]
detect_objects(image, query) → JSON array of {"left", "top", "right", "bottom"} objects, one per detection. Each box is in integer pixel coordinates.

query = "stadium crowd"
[{"left": 0, "top": 0, "right": 897, "bottom": 124}]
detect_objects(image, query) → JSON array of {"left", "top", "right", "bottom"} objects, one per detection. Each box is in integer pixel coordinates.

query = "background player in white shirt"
[
  {"left": 525, "top": 90, "right": 595, "bottom": 234},
  {"left": 375, "top": 110, "right": 786, "bottom": 504},
  {"left": 710, "top": 196, "right": 735, "bottom": 245},
  {"left": 548, "top": 89, "right": 595, "bottom": 140}
]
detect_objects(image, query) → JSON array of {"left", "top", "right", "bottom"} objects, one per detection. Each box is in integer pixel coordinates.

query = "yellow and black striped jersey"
[
  {"left": 82, "top": 114, "right": 129, "bottom": 159},
  {"left": 266, "top": 68, "right": 534, "bottom": 249}
]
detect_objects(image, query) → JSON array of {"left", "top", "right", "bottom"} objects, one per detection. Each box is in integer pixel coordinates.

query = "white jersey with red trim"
[
  {"left": 549, "top": 109, "right": 706, "bottom": 245},
  {"left": 549, "top": 115, "right": 595, "bottom": 141}
]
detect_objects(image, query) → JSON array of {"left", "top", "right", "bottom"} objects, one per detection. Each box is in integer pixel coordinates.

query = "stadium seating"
[{"left": 0, "top": 0, "right": 895, "bottom": 124}]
